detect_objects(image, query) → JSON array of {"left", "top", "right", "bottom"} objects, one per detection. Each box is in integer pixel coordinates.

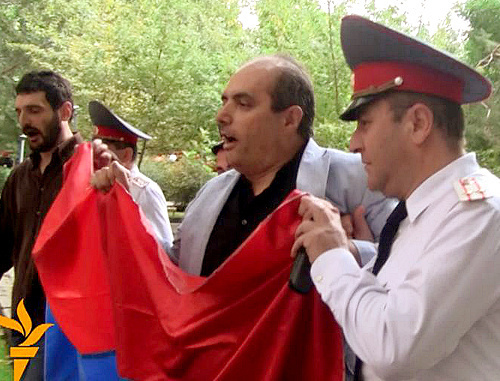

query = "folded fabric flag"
[
  {"left": 44, "top": 304, "right": 124, "bottom": 381},
  {"left": 33, "top": 142, "right": 115, "bottom": 353},
  {"left": 44, "top": 304, "right": 82, "bottom": 380},
  {"left": 34, "top": 143, "right": 344, "bottom": 380}
]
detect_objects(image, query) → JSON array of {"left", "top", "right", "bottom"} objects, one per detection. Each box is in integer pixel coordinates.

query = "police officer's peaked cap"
[
  {"left": 339, "top": 15, "right": 492, "bottom": 121},
  {"left": 89, "top": 100, "right": 152, "bottom": 144}
]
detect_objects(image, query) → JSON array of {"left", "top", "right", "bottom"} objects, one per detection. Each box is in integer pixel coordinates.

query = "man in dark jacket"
[{"left": 0, "top": 71, "right": 83, "bottom": 379}]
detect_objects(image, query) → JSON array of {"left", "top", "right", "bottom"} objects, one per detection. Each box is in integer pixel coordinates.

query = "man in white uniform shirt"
[
  {"left": 90, "top": 100, "right": 174, "bottom": 253},
  {"left": 292, "top": 15, "right": 500, "bottom": 381}
]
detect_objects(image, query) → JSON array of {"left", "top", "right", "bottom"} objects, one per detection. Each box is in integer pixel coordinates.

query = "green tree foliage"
[
  {"left": 460, "top": 0, "right": 500, "bottom": 175},
  {"left": 0, "top": 0, "right": 39, "bottom": 152},
  {"left": 2, "top": 0, "right": 248, "bottom": 151},
  {"left": 1, "top": 0, "right": 498, "bottom": 192},
  {"left": 253, "top": 0, "right": 351, "bottom": 131},
  {"left": 0, "top": 167, "right": 12, "bottom": 191}
]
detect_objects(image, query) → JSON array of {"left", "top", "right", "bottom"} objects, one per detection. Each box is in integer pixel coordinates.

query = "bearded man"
[{"left": 0, "top": 71, "right": 82, "bottom": 380}]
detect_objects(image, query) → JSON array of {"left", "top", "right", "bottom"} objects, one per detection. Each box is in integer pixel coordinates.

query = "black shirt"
[{"left": 201, "top": 145, "right": 306, "bottom": 276}]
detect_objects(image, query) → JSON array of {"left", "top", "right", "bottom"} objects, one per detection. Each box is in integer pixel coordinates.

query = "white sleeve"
[
  {"left": 351, "top": 239, "right": 377, "bottom": 267},
  {"left": 311, "top": 202, "right": 500, "bottom": 380},
  {"left": 133, "top": 182, "right": 174, "bottom": 254}
]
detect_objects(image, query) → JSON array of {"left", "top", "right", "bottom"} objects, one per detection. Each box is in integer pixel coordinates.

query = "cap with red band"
[
  {"left": 89, "top": 101, "right": 152, "bottom": 144},
  {"left": 352, "top": 61, "right": 463, "bottom": 104},
  {"left": 93, "top": 125, "right": 139, "bottom": 144},
  {"left": 339, "top": 15, "right": 492, "bottom": 121}
]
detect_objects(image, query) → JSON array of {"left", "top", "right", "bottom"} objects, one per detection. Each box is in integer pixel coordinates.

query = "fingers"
[
  {"left": 92, "top": 139, "right": 120, "bottom": 169},
  {"left": 111, "top": 161, "right": 131, "bottom": 191},
  {"left": 292, "top": 197, "right": 350, "bottom": 264},
  {"left": 298, "top": 195, "right": 340, "bottom": 223},
  {"left": 291, "top": 220, "right": 314, "bottom": 260},
  {"left": 291, "top": 234, "right": 305, "bottom": 258},
  {"left": 353, "top": 205, "right": 366, "bottom": 222},
  {"left": 90, "top": 161, "right": 131, "bottom": 193},
  {"left": 293, "top": 197, "right": 373, "bottom": 266},
  {"left": 291, "top": 215, "right": 314, "bottom": 259},
  {"left": 351, "top": 205, "right": 374, "bottom": 242},
  {"left": 341, "top": 214, "right": 354, "bottom": 239},
  {"left": 90, "top": 166, "right": 114, "bottom": 193},
  {"left": 294, "top": 219, "right": 314, "bottom": 240},
  {"left": 92, "top": 139, "right": 113, "bottom": 170}
]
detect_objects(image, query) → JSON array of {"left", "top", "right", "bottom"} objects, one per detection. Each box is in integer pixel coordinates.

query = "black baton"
[{"left": 289, "top": 247, "right": 313, "bottom": 294}]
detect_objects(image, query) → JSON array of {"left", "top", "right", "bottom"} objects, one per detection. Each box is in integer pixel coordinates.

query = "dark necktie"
[
  {"left": 353, "top": 200, "right": 407, "bottom": 381},
  {"left": 372, "top": 200, "right": 407, "bottom": 275}
]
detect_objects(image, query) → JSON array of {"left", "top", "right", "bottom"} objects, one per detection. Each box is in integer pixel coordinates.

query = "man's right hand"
[
  {"left": 92, "top": 139, "right": 115, "bottom": 170},
  {"left": 341, "top": 205, "right": 374, "bottom": 265},
  {"left": 91, "top": 140, "right": 130, "bottom": 193},
  {"left": 91, "top": 161, "right": 131, "bottom": 193},
  {"left": 349, "top": 205, "right": 374, "bottom": 242},
  {"left": 291, "top": 195, "right": 350, "bottom": 264}
]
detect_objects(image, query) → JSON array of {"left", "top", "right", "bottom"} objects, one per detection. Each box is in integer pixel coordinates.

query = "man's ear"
[
  {"left": 58, "top": 101, "right": 74, "bottom": 122},
  {"left": 284, "top": 105, "right": 303, "bottom": 132},
  {"left": 122, "top": 147, "right": 135, "bottom": 166},
  {"left": 406, "top": 103, "right": 433, "bottom": 145}
]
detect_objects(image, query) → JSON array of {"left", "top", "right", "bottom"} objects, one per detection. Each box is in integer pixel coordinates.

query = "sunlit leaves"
[{"left": 0, "top": 0, "right": 498, "bottom": 176}]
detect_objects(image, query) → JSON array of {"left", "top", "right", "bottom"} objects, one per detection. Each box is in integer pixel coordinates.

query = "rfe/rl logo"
[{"left": 0, "top": 299, "right": 53, "bottom": 381}]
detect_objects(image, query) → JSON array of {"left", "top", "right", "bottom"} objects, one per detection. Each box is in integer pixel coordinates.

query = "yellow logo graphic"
[{"left": 0, "top": 299, "right": 53, "bottom": 381}]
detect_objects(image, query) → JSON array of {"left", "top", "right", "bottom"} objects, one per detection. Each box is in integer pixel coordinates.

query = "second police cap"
[
  {"left": 89, "top": 100, "right": 152, "bottom": 144},
  {"left": 339, "top": 15, "right": 492, "bottom": 121}
]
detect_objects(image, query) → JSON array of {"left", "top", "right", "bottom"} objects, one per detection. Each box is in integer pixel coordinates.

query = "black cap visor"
[{"left": 340, "top": 95, "right": 379, "bottom": 121}]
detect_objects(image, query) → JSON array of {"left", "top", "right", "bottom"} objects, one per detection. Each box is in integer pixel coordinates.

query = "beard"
[{"left": 23, "top": 113, "right": 61, "bottom": 153}]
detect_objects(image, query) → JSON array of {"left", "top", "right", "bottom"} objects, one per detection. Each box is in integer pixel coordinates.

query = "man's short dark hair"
[
  {"left": 16, "top": 71, "right": 74, "bottom": 120},
  {"left": 386, "top": 91, "right": 465, "bottom": 150},
  {"left": 266, "top": 55, "right": 315, "bottom": 140}
]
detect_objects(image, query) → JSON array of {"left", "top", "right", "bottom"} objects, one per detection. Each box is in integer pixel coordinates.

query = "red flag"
[
  {"left": 33, "top": 142, "right": 115, "bottom": 353},
  {"left": 34, "top": 144, "right": 344, "bottom": 380}
]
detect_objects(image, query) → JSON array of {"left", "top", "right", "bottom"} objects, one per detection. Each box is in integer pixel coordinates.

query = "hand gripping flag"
[{"left": 33, "top": 143, "right": 344, "bottom": 380}]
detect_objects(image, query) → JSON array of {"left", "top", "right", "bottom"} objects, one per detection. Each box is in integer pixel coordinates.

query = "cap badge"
[{"left": 352, "top": 76, "right": 404, "bottom": 99}]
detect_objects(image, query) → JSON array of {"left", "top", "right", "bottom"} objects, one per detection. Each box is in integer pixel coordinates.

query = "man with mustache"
[
  {"left": 94, "top": 54, "right": 395, "bottom": 274},
  {"left": 0, "top": 71, "right": 82, "bottom": 379},
  {"left": 172, "top": 54, "right": 396, "bottom": 277},
  {"left": 292, "top": 16, "right": 500, "bottom": 380}
]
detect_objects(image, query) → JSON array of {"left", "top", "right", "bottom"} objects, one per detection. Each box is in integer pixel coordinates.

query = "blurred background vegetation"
[{"left": 0, "top": 0, "right": 499, "bottom": 209}]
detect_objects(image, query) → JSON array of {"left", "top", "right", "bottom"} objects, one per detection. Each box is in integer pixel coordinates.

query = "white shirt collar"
[
  {"left": 130, "top": 164, "right": 139, "bottom": 176},
  {"left": 406, "top": 153, "right": 480, "bottom": 223}
]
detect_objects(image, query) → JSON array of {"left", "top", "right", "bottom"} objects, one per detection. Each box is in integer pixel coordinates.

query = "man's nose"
[
  {"left": 216, "top": 103, "right": 232, "bottom": 127},
  {"left": 17, "top": 110, "right": 30, "bottom": 128},
  {"left": 349, "top": 129, "right": 362, "bottom": 153}
]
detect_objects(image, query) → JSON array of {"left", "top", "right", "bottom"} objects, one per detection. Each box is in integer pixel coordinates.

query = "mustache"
[{"left": 22, "top": 125, "right": 41, "bottom": 136}]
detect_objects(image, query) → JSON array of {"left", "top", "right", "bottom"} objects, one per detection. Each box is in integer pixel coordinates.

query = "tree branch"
[
  {"left": 1, "top": 63, "right": 20, "bottom": 76},
  {"left": 477, "top": 43, "right": 500, "bottom": 69}
]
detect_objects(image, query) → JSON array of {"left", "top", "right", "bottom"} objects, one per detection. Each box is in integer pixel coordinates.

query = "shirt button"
[
  {"left": 40, "top": 187, "right": 44, "bottom": 192},
  {"left": 241, "top": 219, "right": 247, "bottom": 226},
  {"left": 314, "top": 275, "right": 323, "bottom": 283}
]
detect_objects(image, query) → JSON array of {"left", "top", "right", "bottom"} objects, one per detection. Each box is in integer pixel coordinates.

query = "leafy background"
[{"left": 0, "top": 0, "right": 499, "bottom": 200}]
